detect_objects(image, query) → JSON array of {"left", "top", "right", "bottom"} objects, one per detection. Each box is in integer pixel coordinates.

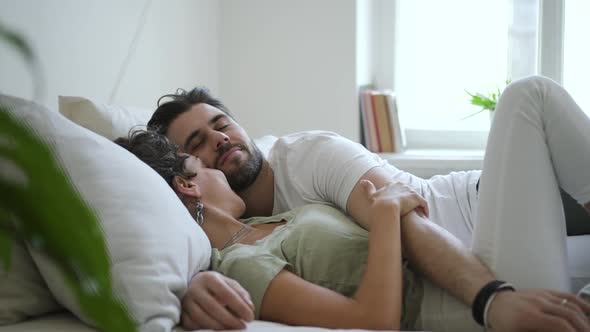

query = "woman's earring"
[{"left": 195, "top": 202, "right": 204, "bottom": 226}]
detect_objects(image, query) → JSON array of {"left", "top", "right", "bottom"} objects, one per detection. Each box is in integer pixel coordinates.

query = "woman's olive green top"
[{"left": 210, "top": 204, "right": 423, "bottom": 329}]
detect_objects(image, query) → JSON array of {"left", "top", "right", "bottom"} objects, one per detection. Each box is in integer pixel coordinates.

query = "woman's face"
[{"left": 183, "top": 155, "right": 246, "bottom": 218}]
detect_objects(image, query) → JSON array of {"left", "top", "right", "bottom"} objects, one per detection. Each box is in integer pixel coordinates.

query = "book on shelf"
[
  {"left": 358, "top": 88, "right": 404, "bottom": 153},
  {"left": 359, "top": 89, "right": 379, "bottom": 152},
  {"left": 371, "top": 92, "right": 394, "bottom": 152},
  {"left": 384, "top": 91, "right": 404, "bottom": 153}
]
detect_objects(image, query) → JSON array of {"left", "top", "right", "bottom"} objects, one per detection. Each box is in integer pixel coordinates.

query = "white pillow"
[
  {"left": 255, "top": 135, "right": 278, "bottom": 158},
  {"left": 58, "top": 96, "right": 154, "bottom": 141},
  {"left": 1, "top": 94, "right": 210, "bottom": 331},
  {"left": 0, "top": 236, "right": 62, "bottom": 325}
]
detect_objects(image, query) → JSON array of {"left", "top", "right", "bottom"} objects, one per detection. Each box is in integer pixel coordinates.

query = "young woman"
[{"left": 116, "top": 77, "right": 590, "bottom": 331}]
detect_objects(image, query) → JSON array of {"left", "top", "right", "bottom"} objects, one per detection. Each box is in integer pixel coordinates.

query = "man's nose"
[{"left": 213, "top": 131, "right": 230, "bottom": 150}]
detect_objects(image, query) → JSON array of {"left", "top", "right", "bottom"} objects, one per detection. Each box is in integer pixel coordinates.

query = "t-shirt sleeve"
[
  {"left": 280, "top": 132, "right": 383, "bottom": 213},
  {"left": 211, "top": 248, "right": 291, "bottom": 319}
]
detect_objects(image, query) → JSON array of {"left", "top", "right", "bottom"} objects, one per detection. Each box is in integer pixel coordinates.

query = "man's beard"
[{"left": 220, "top": 141, "right": 264, "bottom": 192}]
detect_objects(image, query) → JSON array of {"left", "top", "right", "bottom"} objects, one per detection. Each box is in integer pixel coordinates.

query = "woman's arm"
[
  {"left": 347, "top": 167, "right": 494, "bottom": 305},
  {"left": 261, "top": 181, "right": 404, "bottom": 330}
]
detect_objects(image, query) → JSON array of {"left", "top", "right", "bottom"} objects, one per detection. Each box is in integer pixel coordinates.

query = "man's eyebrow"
[
  {"left": 209, "top": 114, "right": 227, "bottom": 125},
  {"left": 183, "top": 114, "right": 228, "bottom": 151}
]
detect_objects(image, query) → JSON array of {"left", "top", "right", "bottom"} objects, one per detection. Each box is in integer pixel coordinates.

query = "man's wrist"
[
  {"left": 485, "top": 291, "right": 514, "bottom": 329},
  {"left": 471, "top": 280, "right": 516, "bottom": 327}
]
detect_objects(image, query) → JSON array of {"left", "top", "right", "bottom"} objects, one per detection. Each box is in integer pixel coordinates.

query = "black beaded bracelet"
[{"left": 472, "top": 280, "right": 516, "bottom": 326}]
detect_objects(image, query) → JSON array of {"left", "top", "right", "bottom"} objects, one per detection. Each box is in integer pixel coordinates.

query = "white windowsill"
[{"left": 378, "top": 149, "right": 485, "bottom": 178}]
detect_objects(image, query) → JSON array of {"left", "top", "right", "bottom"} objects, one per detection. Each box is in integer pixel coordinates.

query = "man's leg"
[{"left": 473, "top": 76, "right": 590, "bottom": 291}]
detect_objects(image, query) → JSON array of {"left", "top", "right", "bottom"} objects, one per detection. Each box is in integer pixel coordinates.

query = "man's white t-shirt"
[{"left": 265, "top": 131, "right": 481, "bottom": 247}]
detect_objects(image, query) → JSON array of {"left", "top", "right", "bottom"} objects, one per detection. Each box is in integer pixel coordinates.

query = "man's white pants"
[{"left": 392, "top": 76, "right": 590, "bottom": 331}]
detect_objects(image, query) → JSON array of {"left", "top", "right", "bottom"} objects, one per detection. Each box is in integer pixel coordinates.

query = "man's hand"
[
  {"left": 181, "top": 271, "right": 255, "bottom": 330},
  {"left": 487, "top": 290, "right": 590, "bottom": 332}
]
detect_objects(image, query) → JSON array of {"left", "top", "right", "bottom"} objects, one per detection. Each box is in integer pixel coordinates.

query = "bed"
[
  {"left": 1, "top": 95, "right": 588, "bottom": 332},
  {"left": 1, "top": 234, "right": 587, "bottom": 332},
  {"left": 0, "top": 312, "right": 392, "bottom": 332}
]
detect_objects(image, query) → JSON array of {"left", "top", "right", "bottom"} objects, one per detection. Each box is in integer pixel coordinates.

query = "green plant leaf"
[
  {"left": 467, "top": 93, "right": 496, "bottom": 111},
  {"left": 460, "top": 108, "right": 487, "bottom": 120},
  {"left": 463, "top": 80, "right": 511, "bottom": 120},
  {"left": 0, "top": 226, "right": 10, "bottom": 272},
  {"left": 0, "top": 23, "right": 35, "bottom": 65},
  {"left": 0, "top": 106, "right": 136, "bottom": 331},
  {"left": 1, "top": 19, "right": 133, "bottom": 330},
  {"left": 0, "top": 21, "right": 43, "bottom": 99},
  {"left": 0, "top": 174, "right": 13, "bottom": 271}
]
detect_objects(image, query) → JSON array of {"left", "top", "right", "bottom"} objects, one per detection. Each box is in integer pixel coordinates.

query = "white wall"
[
  {"left": 1, "top": 0, "right": 369, "bottom": 142},
  {"left": 0, "top": 0, "right": 219, "bottom": 112},
  {"left": 218, "top": 0, "right": 360, "bottom": 141}
]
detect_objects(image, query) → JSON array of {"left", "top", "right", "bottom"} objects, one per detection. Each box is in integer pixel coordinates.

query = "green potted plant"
[
  {"left": 0, "top": 22, "right": 136, "bottom": 331},
  {"left": 463, "top": 80, "right": 511, "bottom": 121}
]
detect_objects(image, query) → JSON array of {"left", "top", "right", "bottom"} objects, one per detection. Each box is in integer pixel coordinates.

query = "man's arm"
[
  {"left": 347, "top": 167, "right": 590, "bottom": 331},
  {"left": 346, "top": 166, "right": 494, "bottom": 306}
]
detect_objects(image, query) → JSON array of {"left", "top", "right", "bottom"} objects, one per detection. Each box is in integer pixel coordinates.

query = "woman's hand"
[
  {"left": 181, "top": 271, "right": 255, "bottom": 330},
  {"left": 487, "top": 289, "right": 590, "bottom": 332},
  {"left": 360, "top": 180, "right": 429, "bottom": 230}
]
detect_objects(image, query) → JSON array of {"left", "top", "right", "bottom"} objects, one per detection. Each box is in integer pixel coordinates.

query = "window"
[
  {"left": 390, "top": 0, "right": 588, "bottom": 149},
  {"left": 563, "top": 0, "right": 590, "bottom": 115},
  {"left": 394, "top": 0, "right": 513, "bottom": 133}
]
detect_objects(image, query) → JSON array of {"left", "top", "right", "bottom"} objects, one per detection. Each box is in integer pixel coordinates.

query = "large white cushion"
[
  {"left": 1, "top": 95, "right": 210, "bottom": 331},
  {"left": 0, "top": 236, "right": 62, "bottom": 325},
  {"left": 58, "top": 96, "right": 154, "bottom": 141}
]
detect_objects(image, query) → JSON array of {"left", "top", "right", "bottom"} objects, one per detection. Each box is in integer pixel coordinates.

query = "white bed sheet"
[
  {"left": 0, "top": 313, "right": 395, "bottom": 332},
  {"left": 1, "top": 236, "right": 586, "bottom": 332}
]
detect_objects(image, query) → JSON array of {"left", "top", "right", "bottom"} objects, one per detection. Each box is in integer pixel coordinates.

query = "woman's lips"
[{"left": 218, "top": 147, "right": 241, "bottom": 167}]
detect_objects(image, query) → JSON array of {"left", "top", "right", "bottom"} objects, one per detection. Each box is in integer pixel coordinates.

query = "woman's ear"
[{"left": 172, "top": 176, "right": 201, "bottom": 199}]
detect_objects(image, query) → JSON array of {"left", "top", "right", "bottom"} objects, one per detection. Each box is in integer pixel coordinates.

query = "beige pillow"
[
  {"left": 58, "top": 96, "right": 279, "bottom": 156},
  {"left": 58, "top": 96, "right": 154, "bottom": 141}
]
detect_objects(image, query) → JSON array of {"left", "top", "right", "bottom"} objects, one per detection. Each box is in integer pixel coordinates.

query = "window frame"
[{"left": 382, "top": 0, "right": 565, "bottom": 151}]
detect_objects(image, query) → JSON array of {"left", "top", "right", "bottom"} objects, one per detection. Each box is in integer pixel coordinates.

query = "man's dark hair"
[
  {"left": 147, "top": 87, "right": 232, "bottom": 135},
  {"left": 114, "top": 129, "right": 195, "bottom": 187}
]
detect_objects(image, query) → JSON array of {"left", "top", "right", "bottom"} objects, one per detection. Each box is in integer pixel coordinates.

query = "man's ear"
[{"left": 172, "top": 176, "right": 201, "bottom": 199}]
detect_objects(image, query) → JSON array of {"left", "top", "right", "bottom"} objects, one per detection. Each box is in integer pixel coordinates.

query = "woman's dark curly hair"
[{"left": 114, "top": 129, "right": 196, "bottom": 187}]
